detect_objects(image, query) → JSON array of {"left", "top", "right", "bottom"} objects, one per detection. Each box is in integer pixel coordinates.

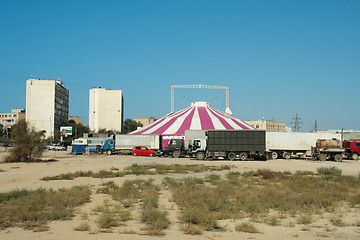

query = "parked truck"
[
  {"left": 266, "top": 132, "right": 341, "bottom": 159},
  {"left": 157, "top": 137, "right": 184, "bottom": 158},
  {"left": 186, "top": 129, "right": 266, "bottom": 160},
  {"left": 343, "top": 140, "right": 360, "bottom": 160},
  {"left": 311, "top": 139, "right": 346, "bottom": 162},
  {"left": 102, "top": 134, "right": 162, "bottom": 155},
  {"left": 71, "top": 137, "right": 107, "bottom": 154}
]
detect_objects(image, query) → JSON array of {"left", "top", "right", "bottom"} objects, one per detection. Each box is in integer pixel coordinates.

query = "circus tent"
[{"left": 130, "top": 102, "right": 255, "bottom": 147}]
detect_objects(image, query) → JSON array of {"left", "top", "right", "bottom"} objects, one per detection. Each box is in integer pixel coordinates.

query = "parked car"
[
  {"left": 47, "top": 144, "right": 66, "bottom": 151},
  {"left": 131, "top": 146, "right": 156, "bottom": 157}
]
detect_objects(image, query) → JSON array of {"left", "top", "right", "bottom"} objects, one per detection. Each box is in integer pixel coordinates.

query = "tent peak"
[{"left": 191, "top": 102, "right": 209, "bottom": 107}]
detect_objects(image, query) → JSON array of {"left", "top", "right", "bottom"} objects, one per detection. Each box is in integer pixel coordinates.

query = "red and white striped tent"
[{"left": 130, "top": 102, "right": 255, "bottom": 148}]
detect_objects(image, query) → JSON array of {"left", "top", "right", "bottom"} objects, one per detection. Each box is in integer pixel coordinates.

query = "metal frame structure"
[{"left": 171, "top": 84, "right": 229, "bottom": 113}]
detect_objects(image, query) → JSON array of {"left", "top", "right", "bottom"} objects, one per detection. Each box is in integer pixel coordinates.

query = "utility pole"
[
  {"left": 291, "top": 113, "right": 303, "bottom": 132},
  {"left": 314, "top": 119, "right": 318, "bottom": 132}
]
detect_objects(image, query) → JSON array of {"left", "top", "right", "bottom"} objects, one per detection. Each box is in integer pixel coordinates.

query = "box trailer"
[
  {"left": 102, "top": 134, "right": 162, "bottom": 155},
  {"left": 186, "top": 129, "right": 266, "bottom": 160},
  {"left": 266, "top": 132, "right": 341, "bottom": 159}
]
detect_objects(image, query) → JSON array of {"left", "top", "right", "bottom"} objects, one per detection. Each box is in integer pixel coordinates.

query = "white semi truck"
[{"left": 266, "top": 132, "right": 341, "bottom": 159}]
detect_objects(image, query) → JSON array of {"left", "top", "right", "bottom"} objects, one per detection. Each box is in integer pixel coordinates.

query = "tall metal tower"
[
  {"left": 314, "top": 119, "right": 318, "bottom": 132},
  {"left": 171, "top": 85, "right": 230, "bottom": 113},
  {"left": 291, "top": 113, "right": 303, "bottom": 132}
]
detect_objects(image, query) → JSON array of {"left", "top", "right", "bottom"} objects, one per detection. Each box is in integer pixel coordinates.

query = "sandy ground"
[{"left": 0, "top": 150, "right": 360, "bottom": 240}]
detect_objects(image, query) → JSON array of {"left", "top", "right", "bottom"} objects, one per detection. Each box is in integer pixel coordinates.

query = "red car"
[{"left": 131, "top": 146, "right": 156, "bottom": 157}]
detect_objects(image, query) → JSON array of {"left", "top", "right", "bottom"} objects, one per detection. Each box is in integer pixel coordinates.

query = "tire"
[
  {"left": 227, "top": 152, "right": 236, "bottom": 161},
  {"left": 282, "top": 152, "right": 291, "bottom": 160},
  {"left": 106, "top": 149, "right": 112, "bottom": 155},
  {"left": 351, "top": 152, "right": 359, "bottom": 160},
  {"left": 149, "top": 153, "right": 154, "bottom": 157},
  {"left": 319, "top": 153, "right": 327, "bottom": 161},
  {"left": 334, "top": 154, "right": 343, "bottom": 162},
  {"left": 133, "top": 153, "right": 137, "bottom": 156},
  {"left": 271, "top": 151, "right": 278, "bottom": 160},
  {"left": 172, "top": 150, "right": 181, "bottom": 158},
  {"left": 239, "top": 152, "right": 248, "bottom": 161},
  {"left": 196, "top": 152, "right": 205, "bottom": 160}
]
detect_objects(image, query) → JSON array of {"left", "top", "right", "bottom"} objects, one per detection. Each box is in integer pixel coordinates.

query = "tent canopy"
[{"left": 130, "top": 102, "right": 254, "bottom": 137}]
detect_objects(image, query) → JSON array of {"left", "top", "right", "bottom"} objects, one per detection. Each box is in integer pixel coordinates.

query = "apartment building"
[
  {"left": 26, "top": 78, "right": 69, "bottom": 138},
  {"left": 0, "top": 109, "right": 26, "bottom": 128},
  {"left": 245, "top": 120, "right": 287, "bottom": 132},
  {"left": 89, "top": 88, "right": 123, "bottom": 132}
]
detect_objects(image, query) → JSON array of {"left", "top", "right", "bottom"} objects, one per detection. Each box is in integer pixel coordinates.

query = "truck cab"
[
  {"left": 343, "top": 140, "right": 360, "bottom": 160},
  {"left": 187, "top": 138, "right": 207, "bottom": 159},
  {"left": 102, "top": 138, "right": 115, "bottom": 155}
]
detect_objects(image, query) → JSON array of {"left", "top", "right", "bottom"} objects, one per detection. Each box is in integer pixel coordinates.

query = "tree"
[
  {"left": 121, "top": 119, "right": 143, "bottom": 134},
  {"left": 4, "top": 120, "right": 46, "bottom": 162}
]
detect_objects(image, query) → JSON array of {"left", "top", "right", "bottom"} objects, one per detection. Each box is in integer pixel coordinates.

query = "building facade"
[
  {"left": 26, "top": 78, "right": 69, "bottom": 138},
  {"left": 69, "top": 116, "right": 83, "bottom": 124},
  {"left": 0, "top": 109, "right": 26, "bottom": 128},
  {"left": 89, "top": 88, "right": 123, "bottom": 132},
  {"left": 245, "top": 120, "right": 287, "bottom": 132},
  {"left": 134, "top": 117, "right": 156, "bottom": 127}
]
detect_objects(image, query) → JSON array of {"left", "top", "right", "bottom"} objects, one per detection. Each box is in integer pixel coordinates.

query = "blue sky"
[{"left": 0, "top": 0, "right": 359, "bottom": 131}]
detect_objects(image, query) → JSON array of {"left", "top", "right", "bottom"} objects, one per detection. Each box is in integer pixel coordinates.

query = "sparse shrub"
[
  {"left": 181, "top": 207, "right": 217, "bottom": 230},
  {"left": 97, "top": 211, "right": 120, "bottom": 229},
  {"left": 205, "top": 174, "right": 221, "bottom": 185},
  {"left": 4, "top": 120, "right": 46, "bottom": 162},
  {"left": 297, "top": 214, "right": 313, "bottom": 225},
  {"left": 317, "top": 167, "right": 342, "bottom": 176},
  {"left": 180, "top": 224, "right": 203, "bottom": 235},
  {"left": 266, "top": 215, "right": 280, "bottom": 226},
  {"left": 235, "top": 222, "right": 260, "bottom": 233},
  {"left": 141, "top": 209, "right": 169, "bottom": 230},
  {"left": 74, "top": 222, "right": 90, "bottom": 231},
  {"left": 330, "top": 216, "right": 346, "bottom": 227}
]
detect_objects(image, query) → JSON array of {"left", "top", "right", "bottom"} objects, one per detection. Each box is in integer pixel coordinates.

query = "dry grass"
[
  {"left": 98, "top": 179, "right": 170, "bottom": 234},
  {"left": 0, "top": 186, "right": 91, "bottom": 230},
  {"left": 163, "top": 168, "right": 360, "bottom": 232},
  {"left": 41, "top": 164, "right": 233, "bottom": 181},
  {"left": 235, "top": 222, "right": 260, "bottom": 233},
  {"left": 74, "top": 222, "right": 90, "bottom": 231}
]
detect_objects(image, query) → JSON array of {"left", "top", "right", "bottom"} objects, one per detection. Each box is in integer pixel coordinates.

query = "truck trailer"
[
  {"left": 266, "top": 132, "right": 341, "bottom": 159},
  {"left": 186, "top": 129, "right": 266, "bottom": 160},
  {"left": 102, "top": 134, "right": 162, "bottom": 155}
]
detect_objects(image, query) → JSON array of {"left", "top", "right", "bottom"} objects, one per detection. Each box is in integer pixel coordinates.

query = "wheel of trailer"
[
  {"left": 106, "top": 149, "right": 112, "bottom": 155},
  {"left": 149, "top": 153, "right": 154, "bottom": 157},
  {"left": 319, "top": 153, "right": 327, "bottom": 161},
  {"left": 227, "top": 152, "right": 236, "bottom": 161},
  {"left": 239, "top": 152, "right": 248, "bottom": 161},
  {"left": 196, "top": 152, "right": 205, "bottom": 160},
  {"left": 271, "top": 151, "right": 278, "bottom": 160},
  {"left": 282, "top": 152, "right": 291, "bottom": 160},
  {"left": 172, "top": 150, "right": 181, "bottom": 158},
  {"left": 351, "top": 152, "right": 359, "bottom": 160},
  {"left": 133, "top": 152, "right": 137, "bottom": 156},
  {"left": 334, "top": 154, "right": 343, "bottom": 162}
]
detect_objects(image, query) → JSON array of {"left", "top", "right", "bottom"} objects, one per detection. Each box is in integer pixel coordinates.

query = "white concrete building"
[
  {"left": 26, "top": 78, "right": 69, "bottom": 138},
  {"left": 89, "top": 88, "right": 123, "bottom": 132},
  {"left": 0, "top": 109, "right": 26, "bottom": 128}
]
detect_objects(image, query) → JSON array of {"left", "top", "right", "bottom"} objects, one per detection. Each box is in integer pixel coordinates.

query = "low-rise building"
[
  {"left": 245, "top": 120, "right": 287, "bottom": 132},
  {"left": 69, "top": 116, "right": 83, "bottom": 124},
  {"left": 134, "top": 117, "right": 156, "bottom": 127},
  {"left": 0, "top": 109, "right": 26, "bottom": 128}
]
